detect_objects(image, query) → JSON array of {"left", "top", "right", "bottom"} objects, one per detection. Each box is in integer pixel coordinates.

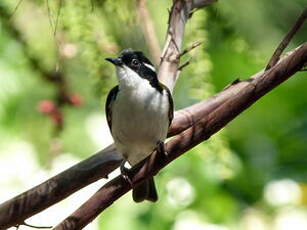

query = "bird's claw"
[
  {"left": 120, "top": 160, "right": 133, "bottom": 187},
  {"left": 156, "top": 140, "right": 168, "bottom": 157}
]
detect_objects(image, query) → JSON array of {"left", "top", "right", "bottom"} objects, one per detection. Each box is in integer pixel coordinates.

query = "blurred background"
[{"left": 0, "top": 0, "right": 307, "bottom": 229}]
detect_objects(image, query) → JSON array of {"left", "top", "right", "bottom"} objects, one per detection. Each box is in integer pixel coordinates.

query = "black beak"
[{"left": 105, "top": 57, "right": 123, "bottom": 66}]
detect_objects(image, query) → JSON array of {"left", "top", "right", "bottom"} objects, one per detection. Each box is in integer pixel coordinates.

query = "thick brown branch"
[
  {"left": 265, "top": 7, "right": 307, "bottom": 70},
  {"left": 0, "top": 45, "right": 305, "bottom": 230},
  {"left": 0, "top": 146, "right": 121, "bottom": 230},
  {"left": 1, "top": 11, "right": 305, "bottom": 230},
  {"left": 0, "top": 98, "right": 222, "bottom": 230},
  {"left": 0, "top": 1, "right": 304, "bottom": 229},
  {"left": 53, "top": 44, "right": 307, "bottom": 230}
]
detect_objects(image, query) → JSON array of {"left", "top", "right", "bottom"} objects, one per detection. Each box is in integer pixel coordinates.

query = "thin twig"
[
  {"left": 53, "top": 0, "right": 63, "bottom": 36},
  {"left": 265, "top": 7, "right": 307, "bottom": 70},
  {"left": 46, "top": 0, "right": 55, "bottom": 32},
  {"left": 177, "top": 41, "right": 202, "bottom": 58},
  {"left": 9, "top": 0, "right": 24, "bottom": 18},
  {"left": 22, "top": 221, "right": 52, "bottom": 229},
  {"left": 178, "top": 57, "right": 192, "bottom": 71}
]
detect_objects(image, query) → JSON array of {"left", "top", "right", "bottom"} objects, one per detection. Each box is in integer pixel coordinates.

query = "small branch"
[
  {"left": 177, "top": 41, "right": 202, "bottom": 58},
  {"left": 53, "top": 44, "right": 307, "bottom": 230},
  {"left": 46, "top": 0, "right": 55, "bottom": 32},
  {"left": 265, "top": 7, "right": 307, "bottom": 70},
  {"left": 53, "top": 0, "right": 63, "bottom": 36},
  {"left": 136, "top": 0, "right": 161, "bottom": 66},
  {"left": 10, "top": 0, "right": 24, "bottom": 18},
  {"left": 178, "top": 57, "right": 192, "bottom": 71},
  {"left": 21, "top": 221, "right": 52, "bottom": 229}
]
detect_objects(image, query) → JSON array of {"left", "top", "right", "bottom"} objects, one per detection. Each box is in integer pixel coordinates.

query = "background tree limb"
[{"left": 136, "top": 0, "right": 162, "bottom": 65}]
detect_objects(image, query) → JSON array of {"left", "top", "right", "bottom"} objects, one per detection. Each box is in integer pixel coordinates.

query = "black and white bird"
[{"left": 105, "top": 49, "right": 173, "bottom": 202}]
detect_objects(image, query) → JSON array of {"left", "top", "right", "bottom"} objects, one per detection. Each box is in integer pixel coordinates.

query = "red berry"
[
  {"left": 37, "top": 100, "right": 56, "bottom": 114},
  {"left": 69, "top": 94, "right": 83, "bottom": 107}
]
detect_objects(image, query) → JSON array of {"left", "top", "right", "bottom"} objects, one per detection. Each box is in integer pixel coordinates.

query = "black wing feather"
[
  {"left": 160, "top": 84, "right": 174, "bottom": 126},
  {"left": 105, "top": 85, "right": 119, "bottom": 132}
]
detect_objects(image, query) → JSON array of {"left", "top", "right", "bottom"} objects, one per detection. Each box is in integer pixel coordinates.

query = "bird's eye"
[{"left": 131, "top": 59, "right": 140, "bottom": 67}]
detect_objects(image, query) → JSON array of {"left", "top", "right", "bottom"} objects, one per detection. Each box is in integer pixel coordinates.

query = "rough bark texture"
[
  {"left": 0, "top": 1, "right": 305, "bottom": 230},
  {"left": 53, "top": 44, "right": 307, "bottom": 230}
]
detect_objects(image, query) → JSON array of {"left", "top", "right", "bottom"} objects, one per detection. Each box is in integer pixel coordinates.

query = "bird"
[{"left": 105, "top": 49, "right": 174, "bottom": 202}]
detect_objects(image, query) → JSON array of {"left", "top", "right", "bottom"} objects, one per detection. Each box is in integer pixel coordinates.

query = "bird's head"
[{"left": 106, "top": 49, "right": 157, "bottom": 84}]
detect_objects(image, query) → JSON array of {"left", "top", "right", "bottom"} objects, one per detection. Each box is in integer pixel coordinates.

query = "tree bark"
[
  {"left": 52, "top": 43, "right": 307, "bottom": 230},
  {"left": 0, "top": 1, "right": 305, "bottom": 230}
]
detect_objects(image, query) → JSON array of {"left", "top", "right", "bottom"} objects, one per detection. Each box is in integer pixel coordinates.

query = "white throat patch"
[{"left": 116, "top": 65, "right": 146, "bottom": 89}]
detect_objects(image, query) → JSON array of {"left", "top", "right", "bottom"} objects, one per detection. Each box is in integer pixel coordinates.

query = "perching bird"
[{"left": 105, "top": 49, "right": 173, "bottom": 202}]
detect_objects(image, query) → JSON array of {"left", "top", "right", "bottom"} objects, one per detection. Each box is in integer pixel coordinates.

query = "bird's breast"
[{"left": 111, "top": 80, "right": 170, "bottom": 164}]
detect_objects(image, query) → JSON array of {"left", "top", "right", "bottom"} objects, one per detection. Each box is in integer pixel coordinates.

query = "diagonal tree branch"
[
  {"left": 0, "top": 1, "right": 305, "bottom": 230},
  {"left": 0, "top": 98, "right": 217, "bottom": 230},
  {"left": 265, "top": 7, "right": 307, "bottom": 70},
  {"left": 0, "top": 145, "right": 121, "bottom": 230},
  {"left": 53, "top": 43, "right": 307, "bottom": 230}
]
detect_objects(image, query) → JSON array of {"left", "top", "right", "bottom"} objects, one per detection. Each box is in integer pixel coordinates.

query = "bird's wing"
[
  {"left": 160, "top": 83, "right": 174, "bottom": 127},
  {"left": 105, "top": 85, "right": 119, "bottom": 132},
  {"left": 166, "top": 87, "right": 174, "bottom": 127}
]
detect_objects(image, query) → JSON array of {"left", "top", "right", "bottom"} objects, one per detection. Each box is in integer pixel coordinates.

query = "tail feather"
[{"left": 132, "top": 177, "right": 158, "bottom": 202}]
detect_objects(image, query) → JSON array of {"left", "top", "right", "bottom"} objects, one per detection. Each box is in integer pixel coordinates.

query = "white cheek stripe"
[{"left": 144, "top": 63, "right": 156, "bottom": 72}]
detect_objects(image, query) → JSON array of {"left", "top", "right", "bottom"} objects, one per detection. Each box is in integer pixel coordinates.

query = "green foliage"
[{"left": 0, "top": 0, "right": 306, "bottom": 229}]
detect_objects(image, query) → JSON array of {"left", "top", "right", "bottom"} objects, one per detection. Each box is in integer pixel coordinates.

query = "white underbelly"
[{"left": 111, "top": 86, "right": 169, "bottom": 165}]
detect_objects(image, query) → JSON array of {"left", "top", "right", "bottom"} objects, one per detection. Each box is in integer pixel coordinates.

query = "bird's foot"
[
  {"left": 120, "top": 160, "right": 133, "bottom": 187},
  {"left": 156, "top": 140, "right": 168, "bottom": 157}
]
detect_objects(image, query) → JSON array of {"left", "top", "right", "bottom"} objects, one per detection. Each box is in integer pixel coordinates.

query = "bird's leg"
[{"left": 120, "top": 159, "right": 133, "bottom": 187}]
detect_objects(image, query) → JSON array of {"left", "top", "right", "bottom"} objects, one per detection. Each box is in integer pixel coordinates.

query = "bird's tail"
[{"left": 132, "top": 177, "right": 158, "bottom": 202}]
